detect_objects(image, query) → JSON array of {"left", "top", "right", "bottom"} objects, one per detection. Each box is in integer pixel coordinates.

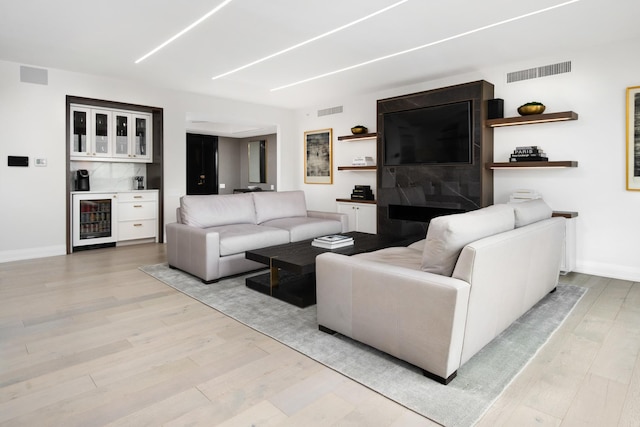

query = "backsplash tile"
[{"left": 70, "top": 162, "right": 146, "bottom": 192}]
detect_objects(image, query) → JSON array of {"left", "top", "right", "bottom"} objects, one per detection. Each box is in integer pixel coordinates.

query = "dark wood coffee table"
[{"left": 245, "top": 231, "right": 412, "bottom": 307}]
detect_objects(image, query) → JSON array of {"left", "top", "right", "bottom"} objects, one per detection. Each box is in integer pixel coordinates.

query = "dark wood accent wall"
[
  {"left": 376, "top": 80, "right": 495, "bottom": 238},
  {"left": 147, "top": 108, "right": 164, "bottom": 242}
]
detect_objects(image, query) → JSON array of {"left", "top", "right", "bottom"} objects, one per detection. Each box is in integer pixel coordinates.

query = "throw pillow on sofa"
[
  {"left": 253, "top": 190, "right": 308, "bottom": 223},
  {"left": 180, "top": 193, "right": 256, "bottom": 228},
  {"left": 509, "top": 198, "right": 553, "bottom": 227},
  {"left": 421, "top": 204, "right": 515, "bottom": 276}
]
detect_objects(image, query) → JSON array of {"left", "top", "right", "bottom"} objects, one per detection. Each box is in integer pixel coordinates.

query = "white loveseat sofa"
[
  {"left": 316, "top": 199, "right": 565, "bottom": 384},
  {"left": 166, "top": 190, "right": 347, "bottom": 283}
]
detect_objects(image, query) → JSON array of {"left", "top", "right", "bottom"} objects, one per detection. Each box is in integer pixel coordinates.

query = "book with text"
[{"left": 312, "top": 238, "right": 354, "bottom": 249}]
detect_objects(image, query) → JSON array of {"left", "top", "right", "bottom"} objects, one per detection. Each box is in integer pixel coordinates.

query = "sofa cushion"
[
  {"left": 510, "top": 198, "right": 553, "bottom": 227},
  {"left": 253, "top": 191, "right": 308, "bottom": 224},
  {"left": 213, "top": 224, "right": 289, "bottom": 256},
  {"left": 261, "top": 217, "right": 342, "bottom": 242},
  {"left": 421, "top": 204, "right": 515, "bottom": 276},
  {"left": 180, "top": 193, "right": 256, "bottom": 228},
  {"left": 355, "top": 247, "right": 423, "bottom": 270},
  {"left": 408, "top": 238, "right": 426, "bottom": 251}
]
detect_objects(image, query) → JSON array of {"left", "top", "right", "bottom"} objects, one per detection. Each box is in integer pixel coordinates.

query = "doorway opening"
[{"left": 186, "top": 133, "right": 218, "bottom": 195}]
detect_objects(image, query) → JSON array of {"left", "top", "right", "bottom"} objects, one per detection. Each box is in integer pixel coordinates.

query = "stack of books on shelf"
[
  {"left": 509, "top": 146, "right": 548, "bottom": 162},
  {"left": 351, "top": 156, "right": 376, "bottom": 166},
  {"left": 312, "top": 234, "right": 354, "bottom": 249},
  {"left": 509, "top": 189, "right": 542, "bottom": 203},
  {"left": 351, "top": 185, "right": 374, "bottom": 200}
]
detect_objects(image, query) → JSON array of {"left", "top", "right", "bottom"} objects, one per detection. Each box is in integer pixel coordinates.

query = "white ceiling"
[{"left": 1, "top": 0, "right": 639, "bottom": 117}]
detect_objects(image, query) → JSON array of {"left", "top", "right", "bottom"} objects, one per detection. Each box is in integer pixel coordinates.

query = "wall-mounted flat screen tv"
[{"left": 383, "top": 101, "right": 472, "bottom": 166}]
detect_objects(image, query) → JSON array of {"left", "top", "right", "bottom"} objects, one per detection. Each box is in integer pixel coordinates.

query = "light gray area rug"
[{"left": 140, "top": 264, "right": 586, "bottom": 427}]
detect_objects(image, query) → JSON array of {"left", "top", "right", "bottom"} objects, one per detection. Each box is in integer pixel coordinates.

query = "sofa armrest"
[
  {"left": 307, "top": 210, "right": 348, "bottom": 233},
  {"left": 316, "top": 252, "right": 470, "bottom": 380},
  {"left": 451, "top": 216, "right": 565, "bottom": 365},
  {"left": 165, "top": 222, "right": 221, "bottom": 282}
]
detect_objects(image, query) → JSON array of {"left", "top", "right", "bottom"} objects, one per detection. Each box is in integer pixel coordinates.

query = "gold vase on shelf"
[{"left": 517, "top": 102, "right": 546, "bottom": 115}]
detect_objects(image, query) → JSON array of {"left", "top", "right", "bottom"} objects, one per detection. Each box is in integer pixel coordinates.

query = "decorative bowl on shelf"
[
  {"left": 351, "top": 126, "right": 368, "bottom": 134},
  {"left": 517, "top": 102, "right": 546, "bottom": 116}
]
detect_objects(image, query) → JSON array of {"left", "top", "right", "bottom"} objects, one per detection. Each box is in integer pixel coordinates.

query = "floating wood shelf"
[
  {"left": 486, "top": 161, "right": 578, "bottom": 169},
  {"left": 337, "top": 132, "right": 377, "bottom": 141},
  {"left": 552, "top": 211, "right": 578, "bottom": 219},
  {"left": 486, "top": 111, "right": 578, "bottom": 127},
  {"left": 337, "top": 165, "right": 377, "bottom": 171},
  {"left": 336, "top": 198, "right": 377, "bottom": 204}
]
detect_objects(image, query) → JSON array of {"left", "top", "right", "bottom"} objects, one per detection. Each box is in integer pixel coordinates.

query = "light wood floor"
[{"left": 0, "top": 244, "right": 638, "bottom": 426}]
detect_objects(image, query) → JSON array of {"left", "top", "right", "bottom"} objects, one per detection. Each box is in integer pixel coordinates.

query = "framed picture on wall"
[
  {"left": 627, "top": 85, "right": 640, "bottom": 191},
  {"left": 304, "top": 128, "right": 333, "bottom": 184}
]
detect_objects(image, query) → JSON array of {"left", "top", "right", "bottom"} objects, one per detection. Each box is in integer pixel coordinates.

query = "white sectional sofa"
[
  {"left": 166, "top": 190, "right": 347, "bottom": 283},
  {"left": 316, "top": 199, "right": 565, "bottom": 384}
]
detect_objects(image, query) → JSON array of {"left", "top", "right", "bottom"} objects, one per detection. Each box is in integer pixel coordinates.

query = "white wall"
[
  {"left": 0, "top": 59, "right": 296, "bottom": 262},
  {"left": 294, "top": 97, "right": 379, "bottom": 210},
  {"left": 293, "top": 37, "right": 640, "bottom": 282}
]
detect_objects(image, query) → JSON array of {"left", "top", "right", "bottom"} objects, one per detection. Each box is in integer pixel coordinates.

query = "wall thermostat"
[{"left": 8, "top": 156, "right": 28, "bottom": 167}]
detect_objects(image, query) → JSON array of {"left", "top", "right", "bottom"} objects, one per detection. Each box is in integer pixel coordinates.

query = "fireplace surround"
[{"left": 376, "top": 80, "right": 495, "bottom": 237}]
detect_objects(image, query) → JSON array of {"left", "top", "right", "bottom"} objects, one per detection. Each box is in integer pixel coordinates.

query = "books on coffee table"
[{"left": 312, "top": 234, "right": 354, "bottom": 249}]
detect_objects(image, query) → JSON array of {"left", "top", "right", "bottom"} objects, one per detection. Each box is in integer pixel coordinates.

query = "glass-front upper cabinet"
[
  {"left": 70, "top": 106, "right": 90, "bottom": 157},
  {"left": 112, "top": 113, "right": 131, "bottom": 159},
  {"left": 70, "top": 105, "right": 111, "bottom": 159},
  {"left": 112, "top": 112, "right": 152, "bottom": 161},
  {"left": 70, "top": 104, "right": 152, "bottom": 162},
  {"left": 134, "top": 115, "right": 151, "bottom": 159},
  {"left": 92, "top": 109, "right": 112, "bottom": 157}
]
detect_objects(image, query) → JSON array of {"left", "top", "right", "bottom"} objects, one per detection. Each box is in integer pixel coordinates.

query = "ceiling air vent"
[
  {"left": 507, "top": 61, "right": 571, "bottom": 83},
  {"left": 317, "top": 105, "right": 343, "bottom": 117}
]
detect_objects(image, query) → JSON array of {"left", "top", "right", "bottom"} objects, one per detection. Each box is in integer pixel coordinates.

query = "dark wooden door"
[{"left": 186, "top": 133, "right": 218, "bottom": 195}]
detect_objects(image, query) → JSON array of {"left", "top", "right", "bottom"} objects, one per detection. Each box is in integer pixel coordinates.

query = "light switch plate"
[{"left": 35, "top": 158, "right": 47, "bottom": 167}]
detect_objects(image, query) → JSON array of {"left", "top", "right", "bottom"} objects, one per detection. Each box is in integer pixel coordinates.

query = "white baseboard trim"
[
  {"left": 575, "top": 261, "right": 640, "bottom": 283},
  {"left": 0, "top": 245, "right": 66, "bottom": 263}
]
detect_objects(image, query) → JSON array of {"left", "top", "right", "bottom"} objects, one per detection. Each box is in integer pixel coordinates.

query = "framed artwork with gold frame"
[
  {"left": 626, "top": 85, "right": 640, "bottom": 191},
  {"left": 304, "top": 128, "right": 333, "bottom": 184}
]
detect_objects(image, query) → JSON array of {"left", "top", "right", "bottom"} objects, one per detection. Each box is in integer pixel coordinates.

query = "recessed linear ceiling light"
[
  {"left": 271, "top": 0, "right": 580, "bottom": 92},
  {"left": 211, "top": 0, "right": 410, "bottom": 81},
  {"left": 135, "top": 0, "right": 235, "bottom": 64}
]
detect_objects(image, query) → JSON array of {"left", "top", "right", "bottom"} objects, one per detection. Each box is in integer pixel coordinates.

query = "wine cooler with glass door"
[{"left": 72, "top": 193, "right": 118, "bottom": 251}]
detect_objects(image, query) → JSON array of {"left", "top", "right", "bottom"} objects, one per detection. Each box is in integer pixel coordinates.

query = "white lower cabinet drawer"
[
  {"left": 118, "top": 191, "right": 158, "bottom": 203},
  {"left": 119, "top": 201, "right": 156, "bottom": 221},
  {"left": 118, "top": 219, "right": 157, "bottom": 241}
]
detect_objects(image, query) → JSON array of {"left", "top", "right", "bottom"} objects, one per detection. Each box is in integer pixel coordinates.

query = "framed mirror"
[{"left": 248, "top": 139, "right": 267, "bottom": 183}]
